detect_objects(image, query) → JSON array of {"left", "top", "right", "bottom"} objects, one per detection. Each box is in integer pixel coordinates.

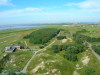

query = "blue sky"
[{"left": 0, "top": 0, "right": 100, "bottom": 25}]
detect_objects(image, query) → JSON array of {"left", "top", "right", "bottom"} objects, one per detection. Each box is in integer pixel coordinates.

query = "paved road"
[
  {"left": 21, "top": 32, "right": 60, "bottom": 73},
  {"left": 88, "top": 42, "right": 100, "bottom": 61}
]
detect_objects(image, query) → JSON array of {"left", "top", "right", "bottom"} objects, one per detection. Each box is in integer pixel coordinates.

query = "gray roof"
[{"left": 5, "top": 45, "right": 18, "bottom": 52}]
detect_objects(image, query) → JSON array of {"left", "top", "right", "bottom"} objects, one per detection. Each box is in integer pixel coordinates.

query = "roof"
[
  {"left": 5, "top": 45, "right": 20, "bottom": 52},
  {"left": 11, "top": 45, "right": 21, "bottom": 47},
  {"left": 6, "top": 46, "right": 16, "bottom": 51}
]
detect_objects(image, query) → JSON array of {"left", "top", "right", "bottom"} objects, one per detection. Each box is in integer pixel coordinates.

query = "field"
[
  {"left": 0, "top": 24, "right": 100, "bottom": 75},
  {"left": 3, "top": 50, "right": 33, "bottom": 71}
]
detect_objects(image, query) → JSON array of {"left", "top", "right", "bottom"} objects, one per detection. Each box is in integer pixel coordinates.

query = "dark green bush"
[
  {"left": 83, "top": 66, "right": 96, "bottom": 75},
  {"left": 57, "top": 36, "right": 66, "bottom": 40},
  {"left": 24, "top": 28, "right": 60, "bottom": 44}
]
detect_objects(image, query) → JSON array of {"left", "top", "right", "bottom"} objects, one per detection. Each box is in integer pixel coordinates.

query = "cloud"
[
  {"left": 0, "top": 0, "right": 14, "bottom": 6},
  {"left": 4, "top": 8, "right": 43, "bottom": 13},
  {"left": 0, "top": 7, "right": 44, "bottom": 17},
  {"left": 65, "top": 0, "right": 100, "bottom": 9}
]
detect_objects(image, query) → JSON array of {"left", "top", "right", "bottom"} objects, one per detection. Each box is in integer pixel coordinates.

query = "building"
[
  {"left": 5, "top": 45, "right": 21, "bottom": 53},
  {"left": 14, "top": 45, "right": 21, "bottom": 50}
]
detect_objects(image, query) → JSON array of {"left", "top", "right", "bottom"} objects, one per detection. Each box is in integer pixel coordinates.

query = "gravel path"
[
  {"left": 21, "top": 51, "right": 38, "bottom": 73},
  {"left": 88, "top": 43, "right": 100, "bottom": 61}
]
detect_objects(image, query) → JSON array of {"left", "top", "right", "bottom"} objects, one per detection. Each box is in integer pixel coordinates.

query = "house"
[
  {"left": 5, "top": 46, "right": 16, "bottom": 53},
  {"left": 5, "top": 45, "right": 21, "bottom": 53},
  {"left": 13, "top": 45, "right": 21, "bottom": 50}
]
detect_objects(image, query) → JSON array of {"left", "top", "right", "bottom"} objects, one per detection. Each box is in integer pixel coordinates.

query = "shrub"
[
  {"left": 64, "top": 53, "right": 78, "bottom": 61},
  {"left": 57, "top": 36, "right": 66, "bottom": 40},
  {"left": 83, "top": 66, "right": 96, "bottom": 75}
]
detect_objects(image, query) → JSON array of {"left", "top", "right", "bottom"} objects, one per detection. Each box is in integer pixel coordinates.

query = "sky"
[{"left": 0, "top": 0, "right": 100, "bottom": 25}]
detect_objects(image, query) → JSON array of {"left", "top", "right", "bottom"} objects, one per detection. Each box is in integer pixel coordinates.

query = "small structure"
[
  {"left": 5, "top": 45, "right": 21, "bottom": 53},
  {"left": 14, "top": 45, "right": 21, "bottom": 50}
]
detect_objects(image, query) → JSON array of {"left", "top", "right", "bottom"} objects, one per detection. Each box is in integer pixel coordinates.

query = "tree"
[
  {"left": 84, "top": 66, "right": 96, "bottom": 75},
  {"left": 52, "top": 45, "right": 60, "bottom": 53},
  {"left": 51, "top": 44, "right": 86, "bottom": 61},
  {"left": 24, "top": 28, "right": 60, "bottom": 44},
  {"left": 57, "top": 36, "right": 66, "bottom": 40},
  {"left": 64, "top": 53, "right": 78, "bottom": 61},
  {"left": 92, "top": 45, "right": 100, "bottom": 55}
]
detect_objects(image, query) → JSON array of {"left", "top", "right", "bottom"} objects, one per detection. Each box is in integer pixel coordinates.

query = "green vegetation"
[
  {"left": 92, "top": 45, "right": 100, "bottom": 55},
  {"left": 0, "top": 54, "right": 10, "bottom": 72},
  {"left": 2, "top": 50, "right": 33, "bottom": 71},
  {"left": 73, "top": 29, "right": 100, "bottom": 44},
  {"left": 0, "top": 70, "right": 26, "bottom": 75},
  {"left": 27, "top": 50, "right": 75, "bottom": 75},
  {"left": 83, "top": 66, "right": 96, "bottom": 75},
  {"left": 52, "top": 44, "right": 86, "bottom": 61},
  {"left": 73, "top": 33, "right": 100, "bottom": 43},
  {"left": 76, "top": 49, "right": 100, "bottom": 75},
  {"left": 24, "top": 28, "right": 60, "bottom": 44},
  {"left": 0, "top": 24, "right": 100, "bottom": 75},
  {"left": 57, "top": 36, "right": 66, "bottom": 40},
  {"left": 64, "top": 53, "right": 78, "bottom": 61}
]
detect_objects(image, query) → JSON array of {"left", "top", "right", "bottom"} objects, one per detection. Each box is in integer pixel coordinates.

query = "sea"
[{"left": 0, "top": 24, "right": 45, "bottom": 30}]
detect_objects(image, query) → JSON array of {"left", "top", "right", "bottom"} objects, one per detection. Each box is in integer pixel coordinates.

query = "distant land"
[
  {"left": 0, "top": 23, "right": 100, "bottom": 30},
  {"left": 0, "top": 24, "right": 45, "bottom": 30}
]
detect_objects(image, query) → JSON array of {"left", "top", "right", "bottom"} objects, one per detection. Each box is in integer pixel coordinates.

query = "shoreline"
[{"left": 0, "top": 25, "right": 46, "bottom": 31}]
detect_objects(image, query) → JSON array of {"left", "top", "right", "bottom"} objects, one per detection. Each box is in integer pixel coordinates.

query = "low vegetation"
[
  {"left": 0, "top": 54, "right": 10, "bottom": 72},
  {"left": 0, "top": 70, "right": 25, "bottom": 75},
  {"left": 2, "top": 50, "right": 33, "bottom": 71},
  {"left": 27, "top": 50, "right": 75, "bottom": 75}
]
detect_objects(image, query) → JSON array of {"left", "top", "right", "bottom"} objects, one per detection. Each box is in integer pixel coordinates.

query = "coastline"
[{"left": 0, "top": 24, "right": 46, "bottom": 31}]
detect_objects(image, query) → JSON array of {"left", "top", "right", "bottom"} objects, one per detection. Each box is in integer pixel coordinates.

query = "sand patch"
[
  {"left": 73, "top": 70, "right": 80, "bottom": 75},
  {"left": 31, "top": 61, "right": 45, "bottom": 74},
  {"left": 82, "top": 56, "right": 90, "bottom": 65},
  {"left": 31, "top": 61, "right": 61, "bottom": 75},
  {"left": 62, "top": 39, "right": 67, "bottom": 43},
  {"left": 76, "top": 64, "right": 83, "bottom": 70}
]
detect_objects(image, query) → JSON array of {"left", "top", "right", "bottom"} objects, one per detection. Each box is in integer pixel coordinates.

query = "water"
[{"left": 0, "top": 24, "right": 44, "bottom": 30}]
